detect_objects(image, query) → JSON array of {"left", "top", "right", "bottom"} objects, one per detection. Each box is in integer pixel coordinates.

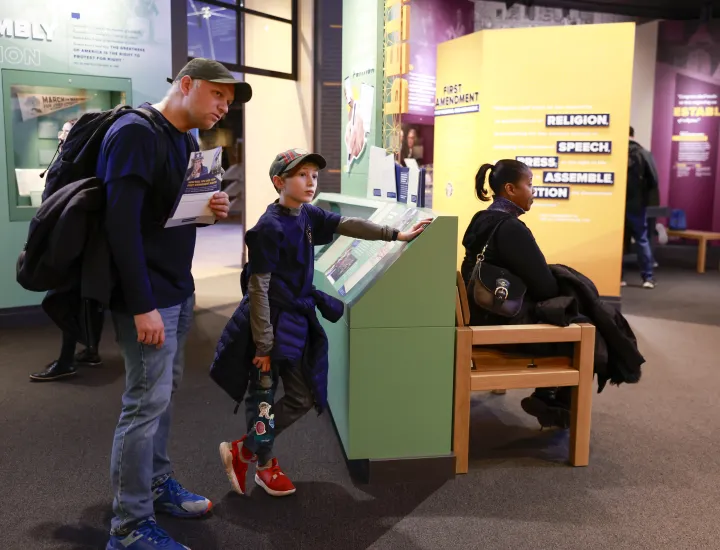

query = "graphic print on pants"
[{"left": 250, "top": 376, "right": 274, "bottom": 447}]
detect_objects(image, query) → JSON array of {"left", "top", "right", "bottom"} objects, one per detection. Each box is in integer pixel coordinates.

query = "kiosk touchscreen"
[{"left": 315, "top": 194, "right": 435, "bottom": 305}]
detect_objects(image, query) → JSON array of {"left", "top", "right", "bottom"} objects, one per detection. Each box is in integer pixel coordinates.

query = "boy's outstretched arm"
[
  {"left": 336, "top": 217, "right": 431, "bottom": 242},
  {"left": 248, "top": 273, "right": 273, "bottom": 372}
]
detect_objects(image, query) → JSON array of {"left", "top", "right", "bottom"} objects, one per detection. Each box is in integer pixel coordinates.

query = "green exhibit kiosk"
[{"left": 312, "top": 193, "right": 458, "bottom": 481}]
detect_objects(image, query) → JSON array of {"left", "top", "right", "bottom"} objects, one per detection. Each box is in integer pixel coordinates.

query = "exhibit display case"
[
  {"left": 312, "top": 192, "right": 458, "bottom": 481},
  {"left": 1, "top": 70, "right": 132, "bottom": 221}
]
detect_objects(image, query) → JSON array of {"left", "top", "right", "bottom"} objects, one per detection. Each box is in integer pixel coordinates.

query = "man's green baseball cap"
[{"left": 168, "top": 58, "right": 252, "bottom": 104}]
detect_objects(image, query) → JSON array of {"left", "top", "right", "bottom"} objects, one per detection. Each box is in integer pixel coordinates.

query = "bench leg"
[
  {"left": 454, "top": 329, "right": 472, "bottom": 474},
  {"left": 698, "top": 237, "right": 707, "bottom": 274},
  {"left": 570, "top": 325, "right": 595, "bottom": 467}
]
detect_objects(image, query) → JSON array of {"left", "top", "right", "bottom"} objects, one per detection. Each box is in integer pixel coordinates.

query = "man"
[
  {"left": 102, "top": 58, "right": 251, "bottom": 550},
  {"left": 624, "top": 127, "right": 659, "bottom": 289}
]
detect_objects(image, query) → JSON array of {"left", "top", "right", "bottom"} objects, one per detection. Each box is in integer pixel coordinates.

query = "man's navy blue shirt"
[{"left": 96, "top": 103, "right": 198, "bottom": 315}]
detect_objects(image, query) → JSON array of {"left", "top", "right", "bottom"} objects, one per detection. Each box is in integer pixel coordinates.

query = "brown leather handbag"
[{"left": 467, "top": 219, "right": 526, "bottom": 318}]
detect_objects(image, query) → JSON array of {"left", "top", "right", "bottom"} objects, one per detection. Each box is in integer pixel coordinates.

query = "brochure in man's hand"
[{"left": 165, "top": 146, "right": 224, "bottom": 228}]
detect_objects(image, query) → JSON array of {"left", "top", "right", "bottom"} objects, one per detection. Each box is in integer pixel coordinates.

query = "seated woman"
[{"left": 460, "top": 159, "right": 571, "bottom": 429}]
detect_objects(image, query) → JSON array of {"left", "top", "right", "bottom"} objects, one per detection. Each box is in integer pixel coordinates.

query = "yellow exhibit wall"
[{"left": 433, "top": 23, "right": 635, "bottom": 298}]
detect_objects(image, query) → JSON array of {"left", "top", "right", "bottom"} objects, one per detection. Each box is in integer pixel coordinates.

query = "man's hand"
[
  {"left": 209, "top": 192, "right": 230, "bottom": 219},
  {"left": 134, "top": 310, "right": 165, "bottom": 348},
  {"left": 253, "top": 355, "right": 271, "bottom": 372},
  {"left": 398, "top": 218, "right": 432, "bottom": 242}
]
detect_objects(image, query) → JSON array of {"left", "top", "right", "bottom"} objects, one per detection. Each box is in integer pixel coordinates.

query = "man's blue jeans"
[
  {"left": 109, "top": 295, "right": 194, "bottom": 534},
  {"left": 626, "top": 208, "right": 654, "bottom": 280}
]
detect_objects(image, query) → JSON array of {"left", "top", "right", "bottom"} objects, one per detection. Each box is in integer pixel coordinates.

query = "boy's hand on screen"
[
  {"left": 253, "top": 355, "right": 271, "bottom": 372},
  {"left": 398, "top": 218, "right": 432, "bottom": 242}
]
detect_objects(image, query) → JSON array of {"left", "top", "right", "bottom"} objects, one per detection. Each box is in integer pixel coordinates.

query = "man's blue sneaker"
[
  {"left": 106, "top": 518, "right": 190, "bottom": 549},
  {"left": 152, "top": 477, "right": 212, "bottom": 518}
]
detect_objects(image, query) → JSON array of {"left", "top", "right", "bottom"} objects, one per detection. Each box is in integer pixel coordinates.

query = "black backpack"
[
  {"left": 42, "top": 105, "right": 166, "bottom": 200},
  {"left": 17, "top": 105, "right": 167, "bottom": 292},
  {"left": 627, "top": 141, "right": 646, "bottom": 188}
]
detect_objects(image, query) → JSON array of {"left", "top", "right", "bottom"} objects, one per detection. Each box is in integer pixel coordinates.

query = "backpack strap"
[
  {"left": 134, "top": 107, "right": 169, "bottom": 184},
  {"left": 477, "top": 217, "right": 510, "bottom": 263}
]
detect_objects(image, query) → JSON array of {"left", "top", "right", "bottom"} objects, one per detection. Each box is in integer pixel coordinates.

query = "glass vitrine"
[{"left": 2, "top": 69, "right": 132, "bottom": 221}]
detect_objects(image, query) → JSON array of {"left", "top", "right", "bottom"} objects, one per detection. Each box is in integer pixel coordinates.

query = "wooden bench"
[
  {"left": 667, "top": 229, "right": 720, "bottom": 274},
  {"left": 453, "top": 272, "right": 596, "bottom": 474}
]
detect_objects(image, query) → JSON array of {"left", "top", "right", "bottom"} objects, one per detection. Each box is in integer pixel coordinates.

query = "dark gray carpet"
[
  {"left": 621, "top": 265, "right": 720, "bottom": 326},
  {"left": 1, "top": 268, "right": 719, "bottom": 549}
]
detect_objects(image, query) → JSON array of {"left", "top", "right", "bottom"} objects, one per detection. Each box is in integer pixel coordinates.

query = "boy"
[{"left": 214, "top": 149, "right": 429, "bottom": 496}]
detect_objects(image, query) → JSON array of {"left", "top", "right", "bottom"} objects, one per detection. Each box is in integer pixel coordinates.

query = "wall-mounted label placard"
[
  {"left": 557, "top": 141, "right": 612, "bottom": 154},
  {"left": 546, "top": 114, "right": 610, "bottom": 127}
]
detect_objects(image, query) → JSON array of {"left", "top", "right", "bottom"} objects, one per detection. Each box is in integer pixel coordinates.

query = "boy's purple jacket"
[{"left": 209, "top": 264, "right": 344, "bottom": 413}]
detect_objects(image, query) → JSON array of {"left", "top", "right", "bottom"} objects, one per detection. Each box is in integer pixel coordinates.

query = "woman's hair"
[{"left": 475, "top": 159, "right": 530, "bottom": 202}]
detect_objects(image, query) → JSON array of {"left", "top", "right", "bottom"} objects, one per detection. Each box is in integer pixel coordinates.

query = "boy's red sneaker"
[
  {"left": 254, "top": 458, "right": 296, "bottom": 497},
  {"left": 219, "top": 436, "right": 255, "bottom": 495}
]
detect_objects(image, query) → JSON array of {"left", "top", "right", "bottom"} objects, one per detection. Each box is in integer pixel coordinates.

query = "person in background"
[
  {"left": 623, "top": 126, "right": 659, "bottom": 289},
  {"left": 460, "top": 160, "right": 558, "bottom": 314},
  {"left": 30, "top": 118, "right": 104, "bottom": 382},
  {"left": 460, "top": 160, "right": 571, "bottom": 428},
  {"left": 28, "top": 328, "right": 103, "bottom": 382},
  {"left": 462, "top": 160, "right": 645, "bottom": 429}
]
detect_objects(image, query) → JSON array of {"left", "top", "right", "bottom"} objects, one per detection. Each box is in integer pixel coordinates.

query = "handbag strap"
[{"left": 477, "top": 217, "right": 509, "bottom": 263}]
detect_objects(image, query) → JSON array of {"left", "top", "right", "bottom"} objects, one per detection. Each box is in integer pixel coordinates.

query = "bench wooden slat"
[
  {"left": 453, "top": 327, "right": 473, "bottom": 475},
  {"left": 472, "top": 349, "right": 572, "bottom": 370},
  {"left": 455, "top": 293, "right": 464, "bottom": 328},
  {"left": 667, "top": 229, "right": 720, "bottom": 240},
  {"left": 470, "top": 367, "right": 579, "bottom": 391},
  {"left": 570, "top": 324, "right": 595, "bottom": 466},
  {"left": 456, "top": 272, "right": 471, "bottom": 326},
  {"left": 470, "top": 324, "right": 582, "bottom": 345}
]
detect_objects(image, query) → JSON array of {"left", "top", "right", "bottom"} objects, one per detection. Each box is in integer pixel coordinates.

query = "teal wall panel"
[{"left": 0, "top": 1, "right": 173, "bottom": 310}]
